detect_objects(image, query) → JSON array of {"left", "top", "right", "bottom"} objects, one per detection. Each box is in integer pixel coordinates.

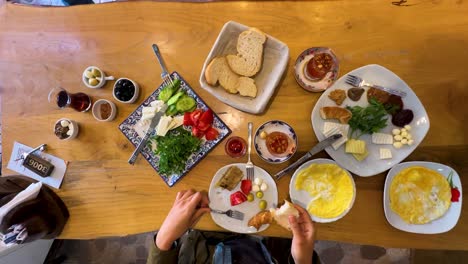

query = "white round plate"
[
  {"left": 383, "top": 161, "right": 462, "bottom": 234},
  {"left": 209, "top": 163, "right": 278, "bottom": 233},
  {"left": 311, "top": 64, "right": 430, "bottom": 177},
  {"left": 254, "top": 120, "right": 298, "bottom": 164},
  {"left": 289, "top": 158, "right": 356, "bottom": 223}
]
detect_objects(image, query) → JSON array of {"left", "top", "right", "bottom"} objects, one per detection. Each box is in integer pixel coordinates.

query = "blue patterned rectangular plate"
[{"left": 119, "top": 72, "right": 231, "bottom": 187}]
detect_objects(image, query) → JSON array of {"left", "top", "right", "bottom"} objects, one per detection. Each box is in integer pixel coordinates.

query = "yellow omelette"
[
  {"left": 390, "top": 166, "right": 451, "bottom": 224},
  {"left": 295, "top": 163, "right": 354, "bottom": 218}
]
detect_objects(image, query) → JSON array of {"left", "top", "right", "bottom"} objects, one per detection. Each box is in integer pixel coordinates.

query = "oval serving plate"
[
  {"left": 289, "top": 158, "right": 356, "bottom": 223},
  {"left": 254, "top": 120, "right": 298, "bottom": 164},
  {"left": 209, "top": 163, "right": 278, "bottom": 234}
]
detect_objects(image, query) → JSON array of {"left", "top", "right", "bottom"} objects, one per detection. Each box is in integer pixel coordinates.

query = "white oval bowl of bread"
[{"left": 200, "top": 21, "right": 289, "bottom": 114}]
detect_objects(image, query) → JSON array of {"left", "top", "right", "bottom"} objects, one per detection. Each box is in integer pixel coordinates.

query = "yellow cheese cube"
[{"left": 345, "top": 139, "right": 366, "bottom": 154}]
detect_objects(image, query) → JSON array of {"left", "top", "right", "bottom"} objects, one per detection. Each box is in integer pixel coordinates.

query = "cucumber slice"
[
  {"left": 158, "top": 78, "right": 181, "bottom": 102},
  {"left": 167, "top": 91, "right": 185, "bottom": 106},
  {"left": 176, "top": 96, "right": 196, "bottom": 113},
  {"left": 165, "top": 104, "right": 178, "bottom": 116}
]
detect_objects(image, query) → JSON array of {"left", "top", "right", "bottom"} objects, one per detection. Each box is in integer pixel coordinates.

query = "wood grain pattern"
[{"left": 1, "top": 0, "right": 468, "bottom": 249}]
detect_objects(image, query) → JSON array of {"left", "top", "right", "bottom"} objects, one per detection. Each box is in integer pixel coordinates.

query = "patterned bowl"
[{"left": 254, "top": 120, "right": 298, "bottom": 164}]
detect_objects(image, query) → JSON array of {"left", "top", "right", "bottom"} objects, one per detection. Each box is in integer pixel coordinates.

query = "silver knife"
[
  {"left": 274, "top": 134, "right": 342, "bottom": 180},
  {"left": 128, "top": 104, "right": 168, "bottom": 165}
]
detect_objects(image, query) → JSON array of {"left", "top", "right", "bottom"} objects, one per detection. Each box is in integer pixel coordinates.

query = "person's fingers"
[
  {"left": 289, "top": 215, "right": 302, "bottom": 238},
  {"left": 294, "top": 204, "right": 313, "bottom": 224},
  {"left": 188, "top": 192, "right": 203, "bottom": 207},
  {"left": 176, "top": 190, "right": 187, "bottom": 200},
  {"left": 180, "top": 189, "right": 195, "bottom": 200},
  {"left": 199, "top": 191, "right": 210, "bottom": 207},
  {"left": 190, "top": 207, "right": 210, "bottom": 226}
]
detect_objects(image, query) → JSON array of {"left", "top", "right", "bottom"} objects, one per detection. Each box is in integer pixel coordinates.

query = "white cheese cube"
[
  {"left": 372, "top": 133, "right": 393, "bottom": 145},
  {"left": 260, "top": 183, "right": 268, "bottom": 192},
  {"left": 323, "top": 127, "right": 347, "bottom": 150},
  {"left": 156, "top": 116, "right": 173, "bottom": 137},
  {"left": 393, "top": 142, "right": 403, "bottom": 149},
  {"left": 380, "top": 148, "right": 392, "bottom": 159},
  {"left": 254, "top": 178, "right": 263, "bottom": 186}
]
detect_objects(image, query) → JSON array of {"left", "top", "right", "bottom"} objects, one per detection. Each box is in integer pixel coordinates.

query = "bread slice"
[
  {"left": 270, "top": 200, "right": 299, "bottom": 230},
  {"left": 237, "top": 77, "right": 257, "bottom": 97},
  {"left": 320, "top": 106, "right": 352, "bottom": 124},
  {"left": 205, "top": 57, "right": 239, "bottom": 94},
  {"left": 226, "top": 28, "right": 266, "bottom": 77},
  {"left": 205, "top": 57, "right": 258, "bottom": 98}
]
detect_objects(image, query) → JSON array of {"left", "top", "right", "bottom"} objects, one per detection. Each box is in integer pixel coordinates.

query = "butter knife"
[
  {"left": 128, "top": 104, "right": 168, "bottom": 165},
  {"left": 274, "top": 134, "right": 342, "bottom": 180}
]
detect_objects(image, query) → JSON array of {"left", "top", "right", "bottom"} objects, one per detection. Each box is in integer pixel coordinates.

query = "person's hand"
[
  {"left": 156, "top": 190, "right": 210, "bottom": 250},
  {"left": 289, "top": 204, "right": 316, "bottom": 264}
]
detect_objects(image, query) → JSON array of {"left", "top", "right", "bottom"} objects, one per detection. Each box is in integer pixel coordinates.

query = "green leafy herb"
[
  {"left": 346, "top": 98, "right": 388, "bottom": 139},
  {"left": 151, "top": 127, "right": 201, "bottom": 175}
]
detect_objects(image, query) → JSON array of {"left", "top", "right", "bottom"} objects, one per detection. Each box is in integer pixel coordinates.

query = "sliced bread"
[
  {"left": 205, "top": 56, "right": 258, "bottom": 98},
  {"left": 226, "top": 28, "right": 266, "bottom": 77},
  {"left": 204, "top": 57, "right": 239, "bottom": 94},
  {"left": 237, "top": 77, "right": 257, "bottom": 97}
]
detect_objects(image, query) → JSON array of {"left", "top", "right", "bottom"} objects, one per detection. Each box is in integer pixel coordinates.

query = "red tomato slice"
[
  {"left": 197, "top": 121, "right": 211, "bottom": 132},
  {"left": 205, "top": 127, "right": 219, "bottom": 141},
  {"left": 183, "top": 112, "right": 193, "bottom": 126},
  {"left": 199, "top": 109, "right": 214, "bottom": 126},
  {"left": 230, "top": 191, "right": 247, "bottom": 206},
  {"left": 189, "top": 109, "right": 203, "bottom": 127},
  {"left": 241, "top": 180, "right": 252, "bottom": 195},
  {"left": 191, "top": 126, "right": 205, "bottom": 138}
]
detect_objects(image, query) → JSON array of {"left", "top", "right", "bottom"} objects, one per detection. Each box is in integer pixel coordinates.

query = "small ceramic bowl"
[
  {"left": 254, "top": 120, "right": 298, "bottom": 164},
  {"left": 225, "top": 136, "right": 247, "bottom": 158},
  {"left": 112, "top": 78, "right": 139, "bottom": 104},
  {"left": 82, "top": 66, "right": 115, "bottom": 89},
  {"left": 54, "top": 118, "right": 79, "bottom": 140},
  {"left": 92, "top": 99, "right": 117, "bottom": 122},
  {"left": 294, "top": 47, "right": 339, "bottom": 92}
]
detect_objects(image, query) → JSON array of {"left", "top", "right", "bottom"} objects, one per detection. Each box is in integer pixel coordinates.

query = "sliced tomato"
[
  {"left": 191, "top": 126, "right": 205, "bottom": 138},
  {"left": 199, "top": 109, "right": 214, "bottom": 126},
  {"left": 230, "top": 191, "right": 247, "bottom": 206},
  {"left": 183, "top": 112, "right": 193, "bottom": 126},
  {"left": 189, "top": 109, "right": 203, "bottom": 127},
  {"left": 197, "top": 121, "right": 211, "bottom": 132},
  {"left": 205, "top": 127, "right": 219, "bottom": 141},
  {"left": 241, "top": 180, "right": 252, "bottom": 195}
]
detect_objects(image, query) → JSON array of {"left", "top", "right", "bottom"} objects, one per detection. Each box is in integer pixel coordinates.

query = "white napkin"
[{"left": 0, "top": 182, "right": 42, "bottom": 224}]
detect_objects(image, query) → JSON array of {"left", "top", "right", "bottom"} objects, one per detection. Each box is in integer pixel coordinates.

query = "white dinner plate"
[
  {"left": 383, "top": 161, "right": 462, "bottom": 234},
  {"left": 208, "top": 163, "right": 278, "bottom": 233},
  {"left": 311, "top": 64, "right": 430, "bottom": 177},
  {"left": 289, "top": 158, "right": 356, "bottom": 223}
]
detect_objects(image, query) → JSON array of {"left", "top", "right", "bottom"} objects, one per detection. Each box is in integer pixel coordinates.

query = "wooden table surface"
[{"left": 1, "top": 0, "right": 468, "bottom": 250}]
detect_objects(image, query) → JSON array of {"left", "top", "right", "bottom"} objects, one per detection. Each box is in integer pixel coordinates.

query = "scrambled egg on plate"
[
  {"left": 390, "top": 166, "right": 451, "bottom": 224},
  {"left": 295, "top": 163, "right": 354, "bottom": 218}
]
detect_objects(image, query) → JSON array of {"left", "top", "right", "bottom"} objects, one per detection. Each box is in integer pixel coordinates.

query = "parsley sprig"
[
  {"left": 151, "top": 127, "right": 201, "bottom": 175},
  {"left": 346, "top": 98, "right": 388, "bottom": 139}
]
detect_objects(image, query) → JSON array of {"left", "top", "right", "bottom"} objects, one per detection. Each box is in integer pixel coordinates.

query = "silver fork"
[
  {"left": 246, "top": 122, "right": 254, "bottom": 181},
  {"left": 345, "top": 74, "right": 407, "bottom": 97},
  {"left": 152, "top": 44, "right": 174, "bottom": 88},
  {"left": 210, "top": 208, "right": 244, "bottom": 221}
]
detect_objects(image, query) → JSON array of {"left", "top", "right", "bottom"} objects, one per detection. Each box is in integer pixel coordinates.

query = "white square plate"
[
  {"left": 199, "top": 21, "right": 289, "bottom": 114},
  {"left": 384, "top": 161, "right": 462, "bottom": 234},
  {"left": 311, "top": 64, "right": 430, "bottom": 177}
]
